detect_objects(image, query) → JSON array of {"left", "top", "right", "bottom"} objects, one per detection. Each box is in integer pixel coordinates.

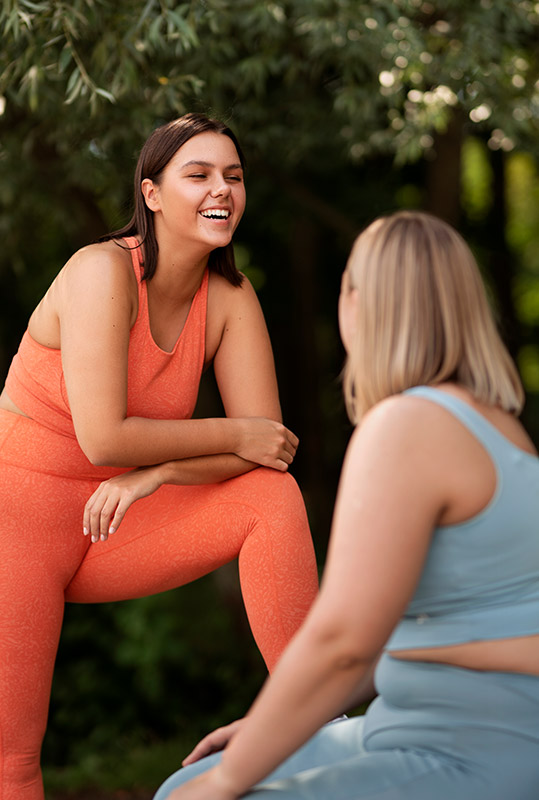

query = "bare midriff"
[
  {"left": 390, "top": 634, "right": 539, "bottom": 675},
  {"left": 0, "top": 390, "right": 30, "bottom": 418}
]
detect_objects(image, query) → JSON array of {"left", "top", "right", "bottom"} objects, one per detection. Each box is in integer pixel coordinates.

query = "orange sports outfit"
[{"left": 0, "top": 239, "right": 318, "bottom": 800}]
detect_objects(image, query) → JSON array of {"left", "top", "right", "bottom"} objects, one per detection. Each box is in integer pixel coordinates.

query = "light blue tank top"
[{"left": 386, "top": 386, "right": 539, "bottom": 651}]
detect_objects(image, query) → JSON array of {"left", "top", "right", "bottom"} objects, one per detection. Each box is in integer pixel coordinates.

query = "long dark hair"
[{"left": 101, "top": 113, "right": 245, "bottom": 285}]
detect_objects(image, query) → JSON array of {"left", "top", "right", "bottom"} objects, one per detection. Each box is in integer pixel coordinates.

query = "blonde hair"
[{"left": 343, "top": 211, "right": 524, "bottom": 424}]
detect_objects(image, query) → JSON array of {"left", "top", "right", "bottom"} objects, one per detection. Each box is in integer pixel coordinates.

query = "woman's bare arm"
[
  {"left": 81, "top": 271, "right": 296, "bottom": 540},
  {"left": 167, "top": 397, "right": 449, "bottom": 799},
  {"left": 55, "top": 247, "right": 293, "bottom": 468}
]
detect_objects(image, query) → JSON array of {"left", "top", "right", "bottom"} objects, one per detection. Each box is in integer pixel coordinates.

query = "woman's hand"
[
  {"left": 83, "top": 466, "right": 164, "bottom": 543},
  {"left": 167, "top": 766, "right": 239, "bottom": 800},
  {"left": 182, "top": 719, "right": 245, "bottom": 767},
  {"left": 234, "top": 418, "right": 298, "bottom": 472}
]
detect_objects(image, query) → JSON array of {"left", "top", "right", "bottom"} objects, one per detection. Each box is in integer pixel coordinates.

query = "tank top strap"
[
  {"left": 121, "top": 236, "right": 145, "bottom": 281},
  {"left": 404, "top": 385, "right": 508, "bottom": 460}
]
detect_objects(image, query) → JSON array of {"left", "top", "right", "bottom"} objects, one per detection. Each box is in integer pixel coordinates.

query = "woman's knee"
[
  {"left": 153, "top": 753, "right": 222, "bottom": 799},
  {"left": 239, "top": 468, "right": 305, "bottom": 513}
]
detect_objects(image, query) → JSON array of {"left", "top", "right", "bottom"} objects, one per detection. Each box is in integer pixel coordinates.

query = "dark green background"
[{"left": 1, "top": 1, "right": 539, "bottom": 795}]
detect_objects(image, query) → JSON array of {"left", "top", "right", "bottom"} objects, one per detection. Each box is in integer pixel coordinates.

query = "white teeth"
[{"left": 200, "top": 209, "right": 230, "bottom": 219}]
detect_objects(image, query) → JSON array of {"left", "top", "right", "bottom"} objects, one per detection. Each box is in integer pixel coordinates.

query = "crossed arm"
[{"left": 58, "top": 251, "right": 296, "bottom": 540}]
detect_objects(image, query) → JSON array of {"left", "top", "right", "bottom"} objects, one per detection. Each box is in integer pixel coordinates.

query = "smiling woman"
[
  {"left": 140, "top": 132, "right": 246, "bottom": 261},
  {"left": 0, "top": 113, "right": 318, "bottom": 800}
]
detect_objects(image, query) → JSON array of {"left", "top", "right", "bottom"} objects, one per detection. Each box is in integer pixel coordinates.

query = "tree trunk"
[
  {"left": 426, "top": 110, "right": 464, "bottom": 226},
  {"left": 485, "top": 148, "right": 520, "bottom": 359},
  {"left": 284, "top": 215, "right": 330, "bottom": 543}
]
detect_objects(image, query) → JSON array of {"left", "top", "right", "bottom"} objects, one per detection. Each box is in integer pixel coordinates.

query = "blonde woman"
[{"left": 154, "top": 211, "right": 539, "bottom": 800}]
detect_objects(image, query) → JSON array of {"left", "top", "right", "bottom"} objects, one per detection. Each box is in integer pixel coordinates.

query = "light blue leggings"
[{"left": 153, "top": 654, "right": 539, "bottom": 799}]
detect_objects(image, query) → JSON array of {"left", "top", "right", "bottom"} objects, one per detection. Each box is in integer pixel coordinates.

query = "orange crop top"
[{"left": 5, "top": 237, "right": 209, "bottom": 438}]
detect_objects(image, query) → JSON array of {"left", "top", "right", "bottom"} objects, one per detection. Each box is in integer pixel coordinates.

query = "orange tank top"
[{"left": 5, "top": 237, "right": 209, "bottom": 438}]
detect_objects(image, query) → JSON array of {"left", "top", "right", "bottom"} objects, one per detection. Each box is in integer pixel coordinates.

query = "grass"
[{"left": 44, "top": 733, "right": 194, "bottom": 799}]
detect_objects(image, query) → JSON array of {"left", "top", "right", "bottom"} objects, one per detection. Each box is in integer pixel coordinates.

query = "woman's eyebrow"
[{"left": 180, "top": 159, "right": 243, "bottom": 170}]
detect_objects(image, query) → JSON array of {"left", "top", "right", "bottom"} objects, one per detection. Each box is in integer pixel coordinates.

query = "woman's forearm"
[
  {"left": 80, "top": 416, "right": 239, "bottom": 467},
  {"left": 214, "top": 619, "right": 375, "bottom": 796},
  {"left": 158, "top": 453, "right": 257, "bottom": 485},
  {"left": 78, "top": 414, "right": 295, "bottom": 473}
]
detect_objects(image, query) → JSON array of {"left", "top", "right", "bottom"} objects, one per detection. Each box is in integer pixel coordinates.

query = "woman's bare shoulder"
[
  {"left": 45, "top": 240, "right": 138, "bottom": 323},
  {"left": 351, "top": 391, "right": 458, "bottom": 463},
  {"left": 59, "top": 240, "right": 138, "bottom": 296},
  {"left": 64, "top": 239, "right": 134, "bottom": 274},
  {"left": 207, "top": 271, "right": 261, "bottom": 319},
  {"left": 29, "top": 241, "right": 139, "bottom": 345},
  {"left": 360, "top": 392, "right": 434, "bottom": 434},
  {"left": 208, "top": 269, "right": 252, "bottom": 295}
]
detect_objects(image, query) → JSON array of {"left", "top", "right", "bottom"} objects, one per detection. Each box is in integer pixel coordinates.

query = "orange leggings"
[{"left": 0, "top": 411, "right": 318, "bottom": 800}]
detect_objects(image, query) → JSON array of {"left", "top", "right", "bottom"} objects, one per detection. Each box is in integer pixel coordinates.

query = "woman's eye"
[
  {"left": 189, "top": 173, "right": 207, "bottom": 179},
  {"left": 226, "top": 175, "right": 243, "bottom": 182}
]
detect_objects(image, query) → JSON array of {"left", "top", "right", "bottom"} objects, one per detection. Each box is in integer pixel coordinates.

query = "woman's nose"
[{"left": 210, "top": 176, "right": 231, "bottom": 197}]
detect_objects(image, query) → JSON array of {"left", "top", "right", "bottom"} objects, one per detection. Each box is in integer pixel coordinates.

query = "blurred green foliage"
[
  {"left": 44, "top": 566, "right": 269, "bottom": 793},
  {"left": 1, "top": 1, "right": 539, "bottom": 795}
]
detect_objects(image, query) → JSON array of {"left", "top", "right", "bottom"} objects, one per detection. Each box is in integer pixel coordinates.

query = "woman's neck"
[{"left": 150, "top": 236, "right": 210, "bottom": 305}]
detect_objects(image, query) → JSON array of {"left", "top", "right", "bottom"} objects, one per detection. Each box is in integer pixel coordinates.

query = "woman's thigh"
[
  {"left": 66, "top": 468, "right": 316, "bottom": 604},
  {"left": 0, "top": 457, "right": 91, "bottom": 676},
  {"left": 153, "top": 717, "right": 366, "bottom": 800},
  {"left": 151, "top": 717, "right": 480, "bottom": 800},
  {"left": 0, "top": 458, "right": 91, "bottom": 796},
  {"left": 65, "top": 468, "right": 318, "bottom": 671},
  {"left": 153, "top": 714, "right": 536, "bottom": 800}
]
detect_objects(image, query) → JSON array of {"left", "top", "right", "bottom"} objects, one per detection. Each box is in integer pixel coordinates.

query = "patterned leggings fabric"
[{"left": 0, "top": 410, "right": 319, "bottom": 800}]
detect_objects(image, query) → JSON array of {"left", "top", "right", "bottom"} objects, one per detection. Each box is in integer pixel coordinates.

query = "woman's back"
[{"left": 386, "top": 384, "right": 539, "bottom": 675}]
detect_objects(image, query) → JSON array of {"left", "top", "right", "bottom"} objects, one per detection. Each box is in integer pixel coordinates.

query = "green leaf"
[
  {"left": 65, "top": 65, "right": 81, "bottom": 95},
  {"left": 58, "top": 44, "right": 73, "bottom": 73},
  {"left": 94, "top": 86, "right": 116, "bottom": 103}
]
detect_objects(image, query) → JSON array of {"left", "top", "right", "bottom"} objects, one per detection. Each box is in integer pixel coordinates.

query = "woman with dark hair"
[
  {"left": 156, "top": 211, "right": 539, "bottom": 800},
  {"left": 0, "top": 113, "right": 318, "bottom": 800}
]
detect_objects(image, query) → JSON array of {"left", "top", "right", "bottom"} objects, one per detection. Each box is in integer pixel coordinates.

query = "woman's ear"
[{"left": 141, "top": 178, "right": 160, "bottom": 212}]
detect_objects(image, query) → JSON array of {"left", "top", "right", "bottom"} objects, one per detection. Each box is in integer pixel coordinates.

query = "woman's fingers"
[
  {"left": 84, "top": 486, "right": 120, "bottom": 542},
  {"left": 83, "top": 467, "right": 164, "bottom": 543},
  {"left": 182, "top": 720, "right": 245, "bottom": 766},
  {"left": 97, "top": 496, "right": 122, "bottom": 541},
  {"left": 282, "top": 440, "right": 296, "bottom": 460},
  {"left": 182, "top": 732, "right": 225, "bottom": 765},
  {"left": 284, "top": 428, "right": 299, "bottom": 458},
  {"left": 277, "top": 429, "right": 298, "bottom": 469},
  {"left": 83, "top": 486, "right": 103, "bottom": 540},
  {"left": 107, "top": 499, "right": 130, "bottom": 536},
  {"left": 287, "top": 430, "right": 299, "bottom": 451},
  {"left": 235, "top": 418, "right": 300, "bottom": 470},
  {"left": 83, "top": 481, "right": 127, "bottom": 542}
]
